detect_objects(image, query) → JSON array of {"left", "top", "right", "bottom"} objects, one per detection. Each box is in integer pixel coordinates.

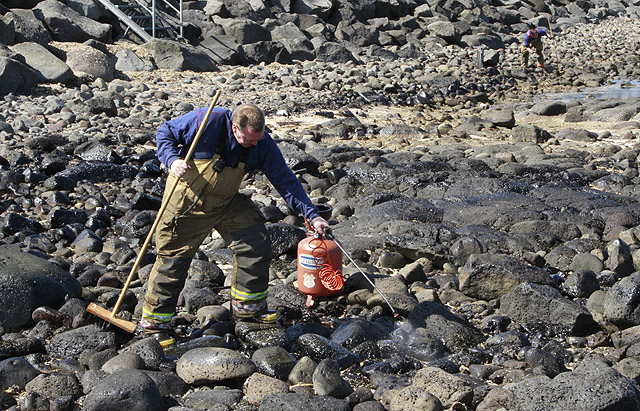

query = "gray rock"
[
  {"left": 524, "top": 347, "right": 566, "bottom": 378},
  {"left": 66, "top": 0, "right": 105, "bottom": 20},
  {"left": 614, "top": 357, "right": 640, "bottom": 384},
  {"left": 244, "top": 373, "right": 289, "bottom": 404},
  {"left": 162, "top": 335, "right": 226, "bottom": 359},
  {"left": 590, "top": 101, "right": 640, "bottom": 122},
  {"left": 233, "top": 320, "right": 287, "bottom": 348},
  {"left": 313, "top": 358, "right": 353, "bottom": 398},
  {"left": 57, "top": 162, "right": 137, "bottom": 183},
  {"left": 545, "top": 238, "right": 603, "bottom": 272},
  {"left": 196, "top": 305, "right": 231, "bottom": 325},
  {"left": 48, "top": 207, "right": 88, "bottom": 228},
  {"left": 569, "top": 253, "right": 604, "bottom": 274},
  {"left": 176, "top": 347, "right": 256, "bottom": 384},
  {"left": 182, "top": 387, "right": 243, "bottom": 408},
  {"left": 83, "top": 369, "right": 166, "bottom": 411},
  {"left": 0, "top": 244, "right": 81, "bottom": 331},
  {"left": 8, "top": 9, "right": 52, "bottom": 45},
  {"left": 606, "top": 239, "right": 634, "bottom": 277},
  {"left": 115, "top": 48, "right": 153, "bottom": 72},
  {"left": 251, "top": 346, "right": 296, "bottom": 380},
  {"left": 500, "top": 282, "right": 600, "bottom": 336},
  {"left": 196, "top": 34, "right": 245, "bottom": 65},
  {"left": 363, "top": 197, "right": 443, "bottom": 224},
  {"left": 267, "top": 223, "right": 306, "bottom": 256},
  {"left": 0, "top": 336, "right": 45, "bottom": 361},
  {"left": 181, "top": 282, "right": 226, "bottom": 314},
  {"left": 379, "top": 123, "right": 426, "bottom": 140},
  {"left": 9, "top": 42, "right": 74, "bottom": 83},
  {"left": 2, "top": 212, "right": 43, "bottom": 235},
  {"left": 65, "top": 45, "right": 115, "bottom": 81},
  {"left": 612, "top": 324, "right": 640, "bottom": 349},
  {"left": 385, "top": 385, "right": 443, "bottom": 411},
  {"left": 258, "top": 392, "right": 351, "bottom": 411},
  {"left": 397, "top": 259, "right": 429, "bottom": 284},
  {"left": 392, "top": 327, "right": 447, "bottom": 362},
  {"left": 220, "top": 18, "right": 270, "bottom": 44},
  {"left": 0, "top": 357, "right": 39, "bottom": 390},
  {"left": 288, "top": 356, "right": 317, "bottom": 385},
  {"left": 47, "top": 325, "right": 117, "bottom": 358},
  {"left": 531, "top": 101, "right": 567, "bottom": 115},
  {"left": 405, "top": 301, "right": 484, "bottom": 352},
  {"left": 0, "top": 56, "right": 39, "bottom": 96},
  {"left": 459, "top": 253, "right": 555, "bottom": 301},
  {"left": 278, "top": 142, "right": 320, "bottom": 173},
  {"left": 427, "top": 21, "right": 459, "bottom": 44},
  {"left": 24, "top": 372, "right": 82, "bottom": 401},
  {"left": 334, "top": 20, "right": 378, "bottom": 47},
  {"left": 482, "top": 108, "right": 515, "bottom": 128},
  {"left": 292, "top": 0, "right": 333, "bottom": 19},
  {"left": 485, "top": 330, "right": 530, "bottom": 354},
  {"left": 270, "top": 22, "right": 315, "bottom": 60},
  {"left": 34, "top": 0, "right": 112, "bottom": 42},
  {"left": 449, "top": 236, "right": 484, "bottom": 266},
  {"left": 314, "top": 41, "right": 359, "bottom": 64},
  {"left": 75, "top": 141, "right": 120, "bottom": 162},
  {"left": 460, "top": 33, "right": 505, "bottom": 49},
  {"left": 604, "top": 272, "right": 640, "bottom": 328},
  {"left": 242, "top": 40, "right": 290, "bottom": 64},
  {"left": 101, "top": 352, "right": 146, "bottom": 374},
  {"left": 297, "top": 333, "right": 361, "bottom": 369},
  {"left": 143, "top": 370, "right": 190, "bottom": 397},
  {"left": 81, "top": 348, "right": 118, "bottom": 371},
  {"left": 562, "top": 270, "right": 600, "bottom": 298},
  {"left": 586, "top": 289, "right": 607, "bottom": 325},
  {"left": 144, "top": 38, "right": 218, "bottom": 72},
  {"left": 189, "top": 259, "right": 225, "bottom": 285},
  {"left": 512, "top": 124, "right": 554, "bottom": 143},
  {"left": 410, "top": 366, "right": 479, "bottom": 408},
  {"left": 556, "top": 128, "right": 598, "bottom": 142},
  {"left": 80, "top": 369, "right": 107, "bottom": 395},
  {"left": 330, "top": 318, "right": 393, "bottom": 350},
  {"left": 480, "top": 360, "right": 640, "bottom": 411}
]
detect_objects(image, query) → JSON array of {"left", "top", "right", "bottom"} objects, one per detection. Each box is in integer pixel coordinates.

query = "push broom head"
[{"left": 86, "top": 302, "right": 137, "bottom": 333}]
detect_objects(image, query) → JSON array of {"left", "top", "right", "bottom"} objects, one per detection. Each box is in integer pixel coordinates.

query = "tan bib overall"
[{"left": 142, "top": 156, "right": 271, "bottom": 325}]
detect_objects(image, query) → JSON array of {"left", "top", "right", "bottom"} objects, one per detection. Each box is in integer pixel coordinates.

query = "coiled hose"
[{"left": 305, "top": 219, "right": 344, "bottom": 291}]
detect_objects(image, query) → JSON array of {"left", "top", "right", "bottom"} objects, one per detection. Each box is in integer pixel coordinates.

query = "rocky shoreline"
[{"left": 2, "top": 0, "right": 640, "bottom": 410}]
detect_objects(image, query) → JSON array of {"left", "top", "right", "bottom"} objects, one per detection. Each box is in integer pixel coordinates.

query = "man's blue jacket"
[{"left": 156, "top": 106, "right": 320, "bottom": 222}]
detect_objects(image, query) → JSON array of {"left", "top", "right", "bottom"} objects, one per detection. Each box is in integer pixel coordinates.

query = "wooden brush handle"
[{"left": 110, "top": 90, "right": 222, "bottom": 318}]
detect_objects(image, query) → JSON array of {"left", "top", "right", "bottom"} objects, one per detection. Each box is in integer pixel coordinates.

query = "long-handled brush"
[
  {"left": 548, "top": 23, "right": 563, "bottom": 74},
  {"left": 86, "top": 90, "right": 222, "bottom": 332}
]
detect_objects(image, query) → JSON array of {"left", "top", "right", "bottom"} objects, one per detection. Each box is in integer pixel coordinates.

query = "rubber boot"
[
  {"left": 140, "top": 317, "right": 176, "bottom": 347},
  {"left": 231, "top": 298, "right": 281, "bottom": 323}
]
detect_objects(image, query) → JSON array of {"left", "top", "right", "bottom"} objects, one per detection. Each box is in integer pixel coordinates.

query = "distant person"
[{"left": 521, "top": 27, "right": 547, "bottom": 68}]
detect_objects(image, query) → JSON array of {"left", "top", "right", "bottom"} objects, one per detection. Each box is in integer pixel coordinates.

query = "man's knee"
[{"left": 232, "top": 224, "right": 272, "bottom": 262}]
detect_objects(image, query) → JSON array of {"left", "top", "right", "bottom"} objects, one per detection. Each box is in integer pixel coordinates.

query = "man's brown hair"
[{"left": 232, "top": 104, "right": 265, "bottom": 131}]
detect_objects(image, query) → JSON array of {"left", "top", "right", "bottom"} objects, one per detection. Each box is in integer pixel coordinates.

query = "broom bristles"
[{"left": 86, "top": 303, "right": 137, "bottom": 333}]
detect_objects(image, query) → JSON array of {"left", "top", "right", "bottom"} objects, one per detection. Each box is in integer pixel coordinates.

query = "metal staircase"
[{"left": 96, "top": 0, "right": 183, "bottom": 42}]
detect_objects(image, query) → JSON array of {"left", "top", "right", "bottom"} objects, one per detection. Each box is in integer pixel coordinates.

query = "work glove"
[{"left": 311, "top": 216, "right": 330, "bottom": 235}]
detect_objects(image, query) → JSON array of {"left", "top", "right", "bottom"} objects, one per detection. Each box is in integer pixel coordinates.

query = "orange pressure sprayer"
[{"left": 297, "top": 220, "right": 344, "bottom": 307}]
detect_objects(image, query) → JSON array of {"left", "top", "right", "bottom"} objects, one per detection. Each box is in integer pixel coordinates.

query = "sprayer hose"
[{"left": 309, "top": 237, "right": 344, "bottom": 291}]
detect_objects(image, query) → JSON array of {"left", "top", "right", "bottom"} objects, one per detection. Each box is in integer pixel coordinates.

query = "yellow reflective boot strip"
[
  {"left": 230, "top": 287, "right": 268, "bottom": 302},
  {"left": 142, "top": 307, "right": 174, "bottom": 323}
]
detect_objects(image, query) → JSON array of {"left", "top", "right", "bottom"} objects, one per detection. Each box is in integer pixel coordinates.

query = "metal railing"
[{"left": 96, "top": 0, "right": 183, "bottom": 42}]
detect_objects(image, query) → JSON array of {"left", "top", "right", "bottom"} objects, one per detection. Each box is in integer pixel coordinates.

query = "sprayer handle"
[{"left": 324, "top": 227, "right": 334, "bottom": 240}]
